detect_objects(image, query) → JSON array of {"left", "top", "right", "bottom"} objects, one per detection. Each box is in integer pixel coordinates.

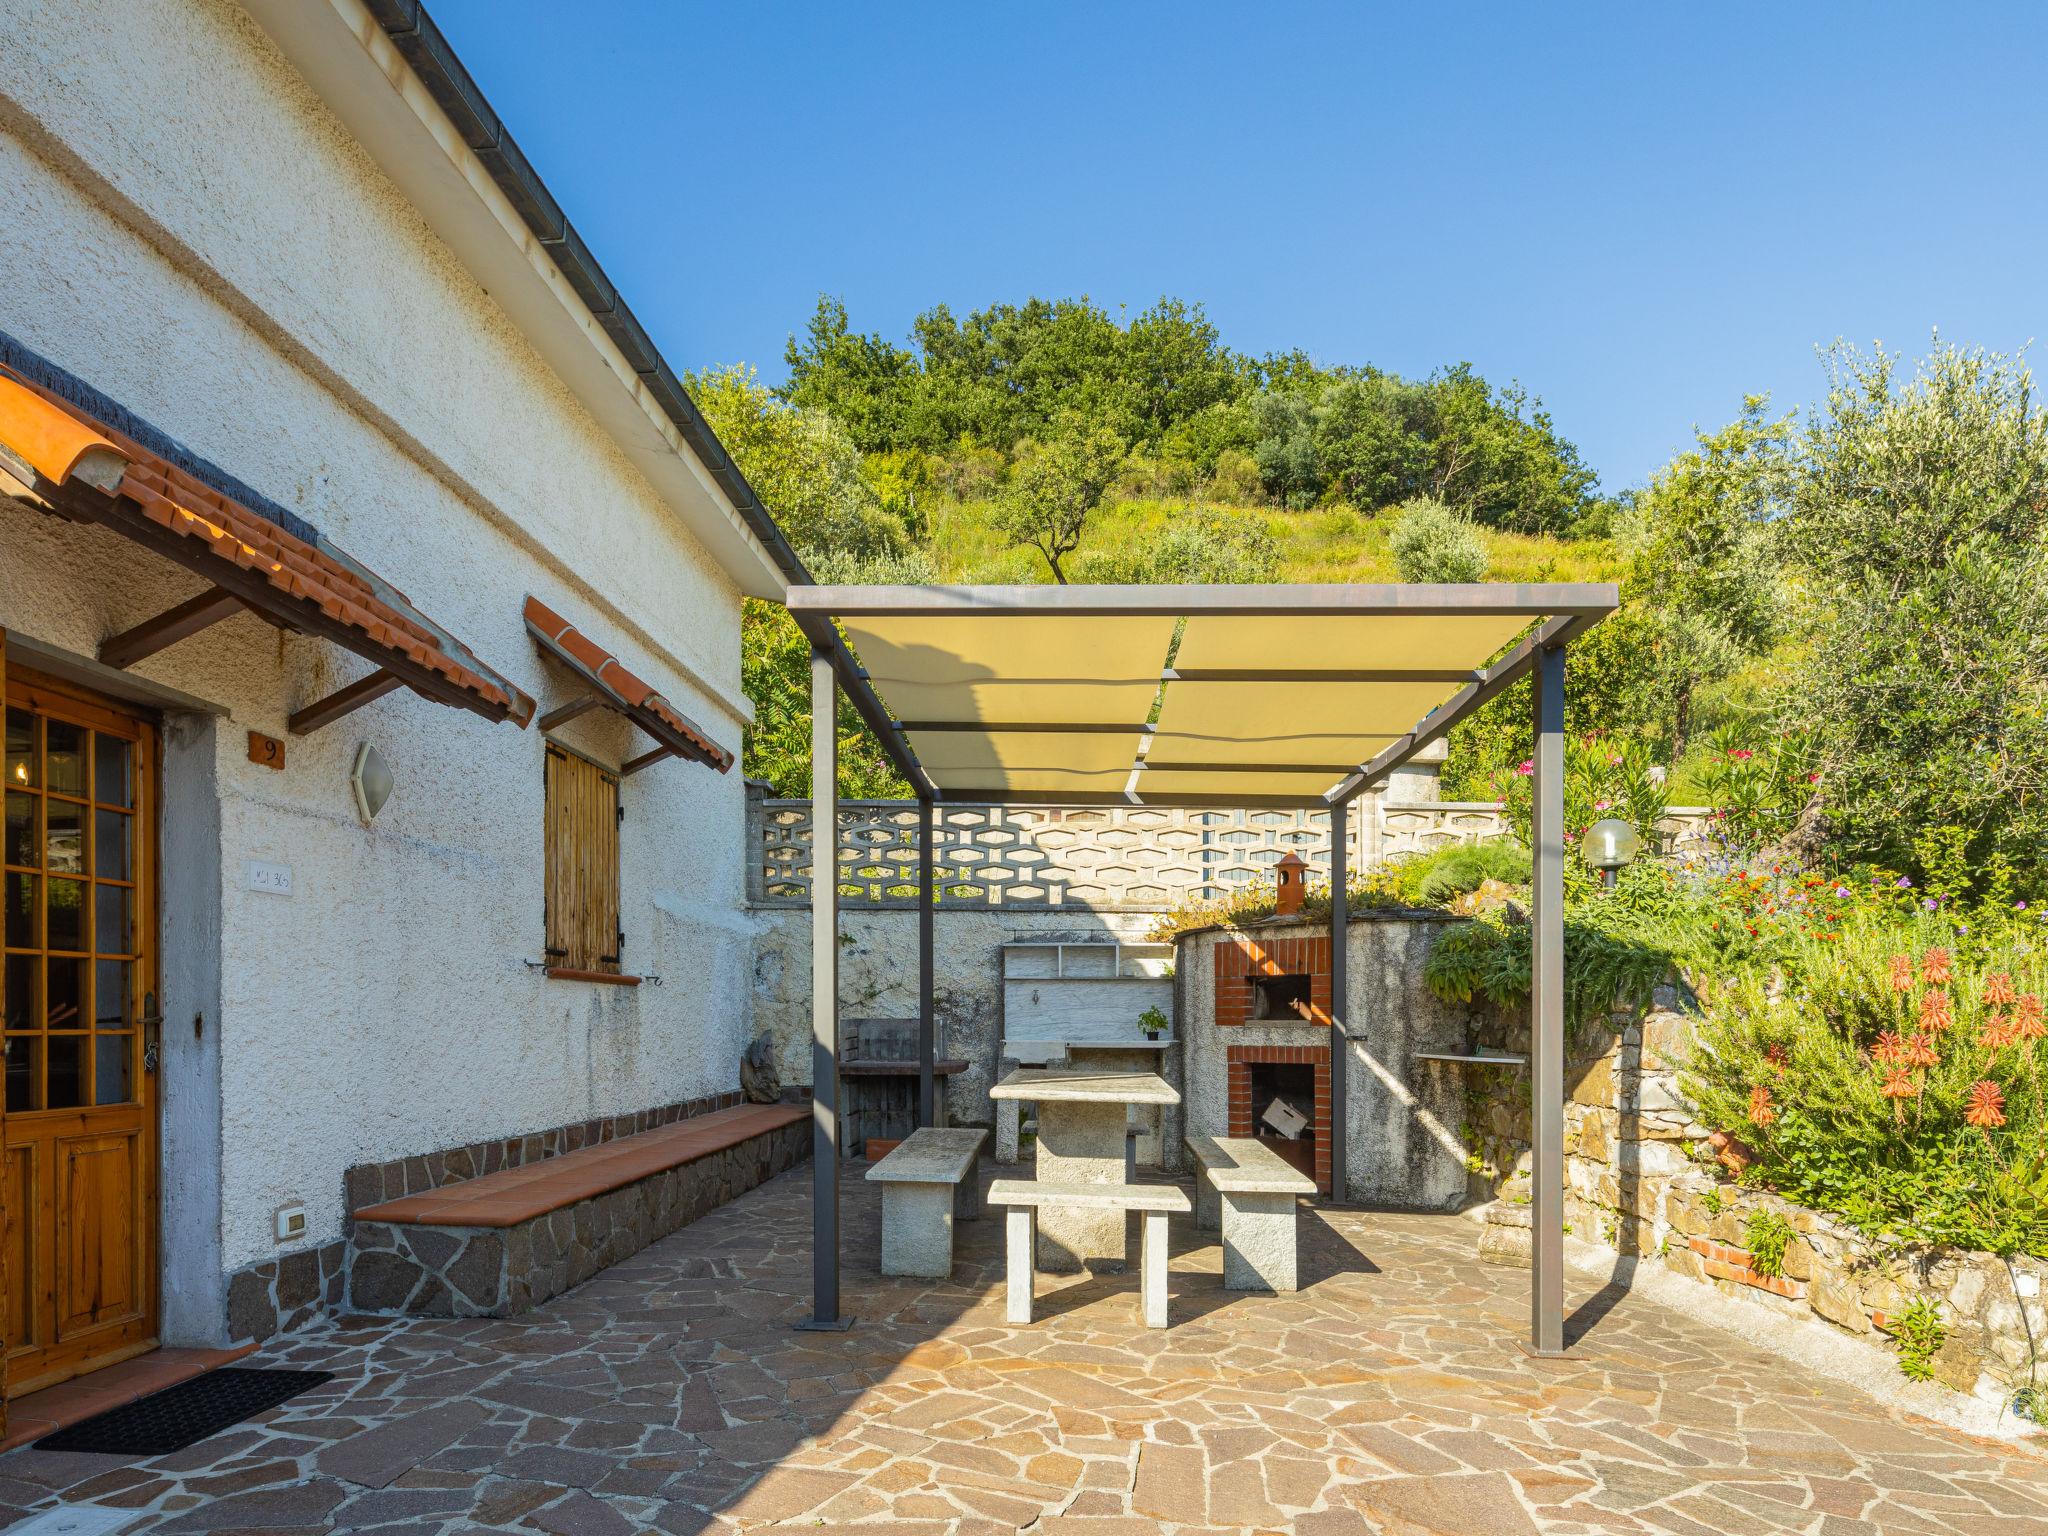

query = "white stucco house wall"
[{"left": 0, "top": 0, "right": 808, "bottom": 1381}]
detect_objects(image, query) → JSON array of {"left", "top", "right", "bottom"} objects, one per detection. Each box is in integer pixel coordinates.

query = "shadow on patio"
[{"left": 0, "top": 1162, "right": 2043, "bottom": 1534}]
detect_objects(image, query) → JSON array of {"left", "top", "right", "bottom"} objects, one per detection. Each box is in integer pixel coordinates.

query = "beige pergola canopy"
[
  {"left": 787, "top": 582, "right": 1618, "bottom": 806},
  {"left": 785, "top": 580, "right": 1618, "bottom": 1357}
]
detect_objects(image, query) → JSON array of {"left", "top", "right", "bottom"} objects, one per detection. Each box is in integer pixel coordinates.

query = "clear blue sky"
[{"left": 433, "top": 1, "right": 2046, "bottom": 492}]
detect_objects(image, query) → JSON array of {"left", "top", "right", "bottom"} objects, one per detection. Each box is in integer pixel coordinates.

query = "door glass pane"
[
  {"left": 94, "top": 884, "right": 131, "bottom": 956},
  {"left": 47, "top": 957, "right": 87, "bottom": 1031},
  {"left": 4, "top": 872, "right": 35, "bottom": 948},
  {"left": 46, "top": 1034, "right": 85, "bottom": 1108},
  {"left": 44, "top": 800, "right": 84, "bottom": 875},
  {"left": 94, "top": 810, "right": 131, "bottom": 879},
  {"left": 4, "top": 709, "right": 33, "bottom": 790},
  {"left": 94, "top": 1034, "right": 132, "bottom": 1106},
  {"left": 4, "top": 792, "right": 34, "bottom": 867},
  {"left": 4, "top": 953, "right": 36, "bottom": 1030},
  {"left": 95, "top": 959, "right": 132, "bottom": 1028},
  {"left": 45, "top": 720, "right": 85, "bottom": 797},
  {"left": 94, "top": 734, "right": 132, "bottom": 808},
  {"left": 47, "top": 878, "right": 85, "bottom": 952},
  {"left": 6, "top": 1036, "right": 41, "bottom": 1112}
]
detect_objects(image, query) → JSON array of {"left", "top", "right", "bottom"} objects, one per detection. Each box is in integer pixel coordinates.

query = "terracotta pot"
[
  {"left": 866, "top": 1138, "right": 901, "bottom": 1161},
  {"left": 1706, "top": 1128, "right": 1755, "bottom": 1175}
]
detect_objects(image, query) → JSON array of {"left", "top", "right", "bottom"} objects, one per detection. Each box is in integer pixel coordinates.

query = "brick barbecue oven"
[{"left": 1212, "top": 931, "right": 1334, "bottom": 1192}]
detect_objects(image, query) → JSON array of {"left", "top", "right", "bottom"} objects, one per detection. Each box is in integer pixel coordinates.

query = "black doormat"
[{"left": 36, "top": 1367, "right": 335, "bottom": 1456}]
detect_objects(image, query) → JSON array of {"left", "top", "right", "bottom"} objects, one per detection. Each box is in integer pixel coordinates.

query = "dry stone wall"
[{"left": 1468, "top": 990, "right": 2048, "bottom": 1404}]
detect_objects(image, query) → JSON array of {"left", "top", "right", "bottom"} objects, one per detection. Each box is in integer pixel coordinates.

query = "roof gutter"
[{"left": 356, "top": 0, "right": 814, "bottom": 592}]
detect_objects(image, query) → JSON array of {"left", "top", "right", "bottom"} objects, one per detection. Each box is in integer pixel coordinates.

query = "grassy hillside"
[{"left": 923, "top": 495, "right": 1626, "bottom": 586}]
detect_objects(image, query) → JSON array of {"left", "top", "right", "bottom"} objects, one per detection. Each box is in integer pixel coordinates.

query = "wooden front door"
[{"left": 2, "top": 665, "right": 159, "bottom": 1395}]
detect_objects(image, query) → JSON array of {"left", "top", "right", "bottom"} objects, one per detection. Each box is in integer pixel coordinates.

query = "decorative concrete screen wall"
[{"left": 749, "top": 787, "right": 1719, "bottom": 912}]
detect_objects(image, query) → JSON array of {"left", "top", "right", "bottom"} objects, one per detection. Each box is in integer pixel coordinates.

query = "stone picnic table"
[{"left": 988, "top": 1066, "right": 1180, "bottom": 1273}]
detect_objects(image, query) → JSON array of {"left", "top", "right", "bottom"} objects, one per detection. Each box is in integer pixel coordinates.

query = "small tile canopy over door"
[{"left": 3, "top": 660, "right": 159, "bottom": 1396}]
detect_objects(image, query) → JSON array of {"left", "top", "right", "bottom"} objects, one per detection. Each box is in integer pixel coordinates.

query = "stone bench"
[
  {"left": 865, "top": 1127, "right": 988, "bottom": 1278},
  {"left": 1186, "top": 1134, "right": 1317, "bottom": 1292},
  {"left": 348, "top": 1103, "right": 809, "bottom": 1316},
  {"left": 988, "top": 1179, "right": 1191, "bottom": 1328}
]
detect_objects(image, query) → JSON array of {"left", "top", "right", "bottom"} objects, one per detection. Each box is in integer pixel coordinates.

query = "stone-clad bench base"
[
  {"left": 348, "top": 1104, "right": 809, "bottom": 1316},
  {"left": 1186, "top": 1134, "right": 1317, "bottom": 1293}
]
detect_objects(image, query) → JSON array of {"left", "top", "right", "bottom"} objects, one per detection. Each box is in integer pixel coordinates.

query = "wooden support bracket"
[
  {"left": 289, "top": 669, "right": 402, "bottom": 735},
  {"left": 538, "top": 695, "right": 606, "bottom": 732},
  {"left": 621, "top": 745, "right": 676, "bottom": 776},
  {"left": 99, "top": 588, "right": 246, "bottom": 670}
]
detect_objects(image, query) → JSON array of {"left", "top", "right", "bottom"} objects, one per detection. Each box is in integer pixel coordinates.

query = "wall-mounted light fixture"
[{"left": 350, "top": 741, "right": 393, "bottom": 824}]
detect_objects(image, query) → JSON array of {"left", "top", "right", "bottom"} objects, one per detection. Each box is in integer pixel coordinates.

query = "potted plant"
[{"left": 1138, "top": 1005, "right": 1170, "bottom": 1042}]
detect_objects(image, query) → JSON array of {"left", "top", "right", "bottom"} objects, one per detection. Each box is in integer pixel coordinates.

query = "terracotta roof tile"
[
  {"left": 0, "top": 367, "right": 533, "bottom": 727},
  {"left": 525, "top": 595, "right": 731, "bottom": 771}
]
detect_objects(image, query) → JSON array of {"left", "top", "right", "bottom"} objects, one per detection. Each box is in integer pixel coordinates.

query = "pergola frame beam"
[
  {"left": 799, "top": 644, "right": 853, "bottom": 1332},
  {"left": 786, "top": 609, "right": 935, "bottom": 797},
  {"left": 1164, "top": 667, "right": 1480, "bottom": 684},
  {"left": 1327, "top": 612, "right": 1599, "bottom": 806},
  {"left": 787, "top": 582, "right": 1617, "bottom": 620},
  {"left": 790, "top": 580, "right": 1613, "bottom": 1359}
]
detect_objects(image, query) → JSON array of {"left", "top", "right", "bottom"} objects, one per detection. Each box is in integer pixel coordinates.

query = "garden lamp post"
[{"left": 1582, "top": 817, "right": 1641, "bottom": 891}]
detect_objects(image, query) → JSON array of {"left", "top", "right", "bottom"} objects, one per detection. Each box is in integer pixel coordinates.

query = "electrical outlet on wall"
[{"left": 274, "top": 1203, "right": 307, "bottom": 1244}]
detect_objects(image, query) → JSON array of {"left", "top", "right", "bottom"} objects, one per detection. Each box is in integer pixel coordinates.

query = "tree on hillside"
[
  {"left": 1250, "top": 364, "right": 1601, "bottom": 530},
  {"left": 1618, "top": 396, "right": 1791, "bottom": 758},
  {"left": 1783, "top": 340, "right": 2048, "bottom": 885},
  {"left": 690, "top": 365, "right": 923, "bottom": 795},
  {"left": 778, "top": 298, "right": 920, "bottom": 454},
  {"left": 991, "top": 416, "right": 1128, "bottom": 583},
  {"left": 783, "top": 293, "right": 1253, "bottom": 457}
]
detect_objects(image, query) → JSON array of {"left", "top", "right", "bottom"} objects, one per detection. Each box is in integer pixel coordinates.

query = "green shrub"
[
  {"left": 1744, "top": 1208, "right": 1794, "bottom": 1277},
  {"left": 1892, "top": 1296, "right": 1947, "bottom": 1382},
  {"left": 1411, "top": 840, "right": 1532, "bottom": 905},
  {"left": 1388, "top": 495, "right": 1488, "bottom": 583},
  {"left": 1683, "top": 890, "right": 2048, "bottom": 1258}
]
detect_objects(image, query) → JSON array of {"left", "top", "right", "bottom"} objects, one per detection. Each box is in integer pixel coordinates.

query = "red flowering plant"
[
  {"left": 1489, "top": 731, "right": 1671, "bottom": 857},
  {"left": 1695, "top": 723, "right": 1821, "bottom": 855},
  {"left": 1684, "top": 899, "right": 2048, "bottom": 1257}
]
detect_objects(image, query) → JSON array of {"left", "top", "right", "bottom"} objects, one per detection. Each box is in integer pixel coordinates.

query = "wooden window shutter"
[{"left": 544, "top": 743, "right": 621, "bottom": 973}]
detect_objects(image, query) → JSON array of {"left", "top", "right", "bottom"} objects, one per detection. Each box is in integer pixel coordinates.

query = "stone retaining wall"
[
  {"left": 1469, "top": 989, "right": 2048, "bottom": 1404},
  {"left": 347, "top": 1118, "right": 810, "bottom": 1318}
]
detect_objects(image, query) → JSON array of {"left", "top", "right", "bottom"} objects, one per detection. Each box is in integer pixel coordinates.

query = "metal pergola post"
[
  {"left": 1328, "top": 796, "right": 1348, "bottom": 1204},
  {"left": 1527, "top": 642, "right": 1567, "bottom": 1356},
  {"left": 800, "top": 646, "right": 853, "bottom": 1331},
  {"left": 918, "top": 794, "right": 936, "bottom": 1129}
]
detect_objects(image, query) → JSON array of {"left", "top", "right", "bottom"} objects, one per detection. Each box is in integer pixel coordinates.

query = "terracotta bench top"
[{"left": 353, "top": 1102, "right": 809, "bottom": 1229}]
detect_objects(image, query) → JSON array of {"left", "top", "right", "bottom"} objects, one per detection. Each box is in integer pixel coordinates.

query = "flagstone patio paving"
[{"left": 1, "top": 1162, "right": 2044, "bottom": 1535}]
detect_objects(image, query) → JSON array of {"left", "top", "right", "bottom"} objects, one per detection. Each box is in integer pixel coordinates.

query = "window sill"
[{"left": 543, "top": 966, "right": 642, "bottom": 987}]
